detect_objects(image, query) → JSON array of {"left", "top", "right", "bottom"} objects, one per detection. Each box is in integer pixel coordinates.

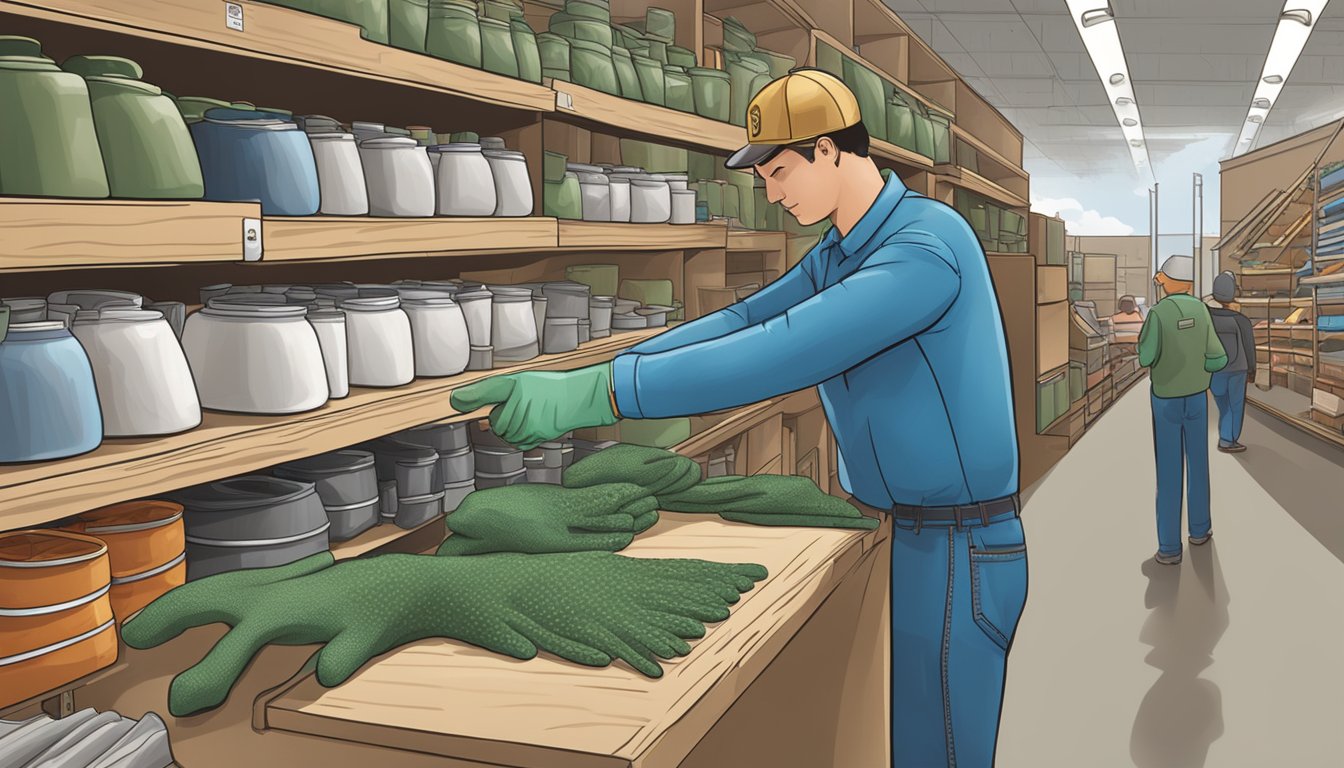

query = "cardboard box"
[
  {"left": 1087, "top": 366, "right": 1110, "bottom": 389},
  {"left": 1030, "top": 213, "right": 1067, "bottom": 266},
  {"left": 1313, "top": 388, "right": 1344, "bottom": 417},
  {"left": 1037, "top": 301, "right": 1070, "bottom": 374},
  {"left": 1083, "top": 254, "right": 1117, "bottom": 283},
  {"left": 1037, "top": 266, "right": 1068, "bottom": 304},
  {"left": 1310, "top": 408, "right": 1344, "bottom": 432}
]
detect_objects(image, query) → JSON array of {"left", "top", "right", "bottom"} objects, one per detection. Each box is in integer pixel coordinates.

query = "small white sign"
[
  {"left": 556, "top": 90, "right": 575, "bottom": 111},
  {"left": 242, "top": 218, "right": 263, "bottom": 262},
  {"left": 226, "top": 2, "right": 244, "bottom": 32}
]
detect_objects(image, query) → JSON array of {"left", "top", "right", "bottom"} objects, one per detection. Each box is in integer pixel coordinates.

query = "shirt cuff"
[{"left": 610, "top": 353, "right": 645, "bottom": 419}]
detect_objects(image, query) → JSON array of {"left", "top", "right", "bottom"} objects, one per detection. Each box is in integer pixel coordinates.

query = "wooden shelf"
[
  {"left": 871, "top": 138, "right": 935, "bottom": 173},
  {"left": 557, "top": 220, "right": 729, "bottom": 250},
  {"left": 548, "top": 78, "right": 742, "bottom": 153},
  {"left": 0, "top": 328, "right": 666, "bottom": 532},
  {"left": 1, "top": 198, "right": 258, "bottom": 272},
  {"left": 672, "top": 398, "right": 782, "bottom": 458},
  {"left": 1248, "top": 389, "right": 1344, "bottom": 451},
  {"left": 262, "top": 216, "right": 560, "bottom": 262},
  {"left": 1300, "top": 271, "right": 1344, "bottom": 287},
  {"left": 727, "top": 230, "right": 787, "bottom": 253},
  {"left": 952, "top": 125, "right": 1028, "bottom": 181},
  {"left": 1238, "top": 297, "right": 1314, "bottom": 307},
  {"left": 0, "top": 0, "right": 555, "bottom": 113},
  {"left": 934, "top": 168, "right": 1029, "bottom": 209}
]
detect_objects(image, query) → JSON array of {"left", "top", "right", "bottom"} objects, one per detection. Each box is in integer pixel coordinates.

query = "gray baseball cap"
[{"left": 1158, "top": 255, "right": 1194, "bottom": 282}]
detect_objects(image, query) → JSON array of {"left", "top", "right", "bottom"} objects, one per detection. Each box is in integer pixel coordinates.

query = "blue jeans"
[
  {"left": 891, "top": 512, "right": 1028, "bottom": 767},
  {"left": 1209, "top": 371, "right": 1248, "bottom": 444},
  {"left": 1150, "top": 390, "right": 1213, "bottom": 556}
]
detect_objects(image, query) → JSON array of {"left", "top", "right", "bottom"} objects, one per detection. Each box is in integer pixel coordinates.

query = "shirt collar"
[{"left": 822, "top": 174, "right": 909, "bottom": 257}]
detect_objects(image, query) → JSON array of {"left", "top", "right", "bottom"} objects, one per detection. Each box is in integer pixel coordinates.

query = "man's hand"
[{"left": 450, "top": 363, "right": 618, "bottom": 450}]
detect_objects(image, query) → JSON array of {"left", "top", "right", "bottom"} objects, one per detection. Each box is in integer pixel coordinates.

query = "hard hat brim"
[{"left": 725, "top": 141, "right": 788, "bottom": 170}]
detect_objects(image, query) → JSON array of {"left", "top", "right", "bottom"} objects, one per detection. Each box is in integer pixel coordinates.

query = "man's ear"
[{"left": 815, "top": 136, "right": 837, "bottom": 160}]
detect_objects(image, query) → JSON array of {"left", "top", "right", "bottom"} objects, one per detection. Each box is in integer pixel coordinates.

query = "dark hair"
[{"left": 789, "top": 122, "right": 871, "bottom": 164}]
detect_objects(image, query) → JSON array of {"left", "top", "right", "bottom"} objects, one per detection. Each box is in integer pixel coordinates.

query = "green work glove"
[
  {"left": 121, "top": 551, "right": 767, "bottom": 716},
  {"left": 436, "top": 482, "right": 659, "bottom": 556},
  {"left": 563, "top": 444, "right": 702, "bottom": 497},
  {"left": 663, "top": 475, "right": 880, "bottom": 530},
  {"left": 450, "top": 362, "right": 618, "bottom": 450}
]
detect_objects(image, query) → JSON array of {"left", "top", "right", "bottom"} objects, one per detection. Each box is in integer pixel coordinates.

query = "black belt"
[{"left": 891, "top": 494, "right": 1020, "bottom": 532}]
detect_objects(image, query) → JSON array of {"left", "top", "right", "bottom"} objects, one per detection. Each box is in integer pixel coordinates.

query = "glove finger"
[
  {"left": 508, "top": 615, "right": 612, "bottom": 668},
  {"left": 579, "top": 531, "right": 636, "bottom": 552},
  {"left": 615, "top": 495, "right": 660, "bottom": 521},
  {"left": 494, "top": 396, "right": 535, "bottom": 448},
  {"left": 615, "top": 624, "right": 682, "bottom": 661},
  {"left": 435, "top": 535, "right": 492, "bottom": 557},
  {"left": 641, "top": 610, "right": 708, "bottom": 640},
  {"left": 653, "top": 593, "right": 732, "bottom": 624},
  {"left": 581, "top": 625, "right": 663, "bottom": 678},
  {"left": 472, "top": 620, "right": 538, "bottom": 661},
  {"left": 451, "top": 376, "right": 517, "bottom": 413},
  {"left": 315, "top": 627, "right": 390, "bottom": 687},
  {"left": 121, "top": 585, "right": 241, "bottom": 650},
  {"left": 167, "top": 622, "right": 275, "bottom": 717},
  {"left": 579, "top": 512, "right": 636, "bottom": 533},
  {"left": 629, "top": 509, "right": 660, "bottom": 534}
]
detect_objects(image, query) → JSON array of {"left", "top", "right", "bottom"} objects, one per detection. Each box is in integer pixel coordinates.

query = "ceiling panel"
[{"left": 881, "top": 0, "right": 1344, "bottom": 194}]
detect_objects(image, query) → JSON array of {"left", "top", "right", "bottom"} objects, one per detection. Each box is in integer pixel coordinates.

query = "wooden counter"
[{"left": 64, "top": 514, "right": 891, "bottom": 768}]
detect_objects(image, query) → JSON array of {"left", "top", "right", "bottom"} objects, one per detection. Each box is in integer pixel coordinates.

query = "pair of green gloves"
[
  {"left": 438, "top": 444, "right": 878, "bottom": 556},
  {"left": 121, "top": 549, "right": 767, "bottom": 717}
]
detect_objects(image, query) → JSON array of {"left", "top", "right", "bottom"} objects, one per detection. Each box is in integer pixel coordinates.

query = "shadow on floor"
[
  {"left": 1234, "top": 409, "right": 1344, "bottom": 563},
  {"left": 1131, "top": 542, "right": 1229, "bottom": 768}
]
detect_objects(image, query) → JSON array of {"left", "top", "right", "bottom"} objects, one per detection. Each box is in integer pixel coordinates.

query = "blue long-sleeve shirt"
[{"left": 611, "top": 175, "right": 1019, "bottom": 508}]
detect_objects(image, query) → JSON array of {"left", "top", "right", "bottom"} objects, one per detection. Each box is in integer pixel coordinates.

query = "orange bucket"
[
  {"left": 60, "top": 500, "right": 186, "bottom": 622},
  {"left": 0, "top": 530, "right": 117, "bottom": 709}
]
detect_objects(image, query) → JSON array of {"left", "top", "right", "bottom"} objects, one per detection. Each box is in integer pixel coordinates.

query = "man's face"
[{"left": 754, "top": 139, "right": 842, "bottom": 227}]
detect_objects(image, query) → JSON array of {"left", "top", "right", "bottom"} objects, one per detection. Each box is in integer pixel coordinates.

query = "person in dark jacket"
[{"left": 1209, "top": 271, "right": 1257, "bottom": 453}]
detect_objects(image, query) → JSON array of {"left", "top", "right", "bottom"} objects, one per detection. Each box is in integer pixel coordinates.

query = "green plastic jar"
[
  {"left": 689, "top": 66, "right": 730, "bottom": 122},
  {"left": 62, "top": 55, "right": 203, "bottom": 199},
  {"left": 427, "top": 0, "right": 482, "bottom": 68},
  {"left": 632, "top": 53, "right": 664, "bottom": 106},
  {"left": 0, "top": 37, "right": 108, "bottom": 198},
  {"left": 479, "top": 17, "right": 518, "bottom": 77},
  {"left": 511, "top": 18, "right": 541, "bottom": 82},
  {"left": 663, "top": 65, "right": 693, "bottom": 112},
  {"left": 569, "top": 37, "right": 618, "bottom": 95},
  {"left": 389, "top": 0, "right": 430, "bottom": 52},
  {"left": 612, "top": 46, "right": 643, "bottom": 101}
]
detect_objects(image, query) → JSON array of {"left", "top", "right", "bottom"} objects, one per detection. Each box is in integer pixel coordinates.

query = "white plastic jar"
[
  {"left": 483, "top": 148, "right": 533, "bottom": 217},
  {"left": 337, "top": 292, "right": 414, "bottom": 387},
  {"left": 432, "top": 143, "right": 497, "bottom": 216},
  {"left": 490, "top": 287, "right": 539, "bottom": 362},
  {"left": 455, "top": 289, "right": 493, "bottom": 347},
  {"left": 308, "top": 132, "right": 369, "bottom": 216},
  {"left": 359, "top": 137, "right": 435, "bottom": 217},
  {"left": 398, "top": 289, "right": 470, "bottom": 377},
  {"left": 631, "top": 177, "right": 671, "bottom": 223},
  {"left": 608, "top": 176, "right": 631, "bottom": 222},
  {"left": 307, "top": 309, "right": 350, "bottom": 399}
]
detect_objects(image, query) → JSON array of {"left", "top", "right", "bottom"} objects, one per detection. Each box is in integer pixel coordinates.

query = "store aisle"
[{"left": 997, "top": 383, "right": 1344, "bottom": 768}]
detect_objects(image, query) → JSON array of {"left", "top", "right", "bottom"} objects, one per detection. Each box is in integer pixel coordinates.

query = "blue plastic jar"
[{"left": 0, "top": 321, "right": 103, "bottom": 463}]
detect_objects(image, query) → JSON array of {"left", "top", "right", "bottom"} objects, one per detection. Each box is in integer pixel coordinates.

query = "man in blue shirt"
[{"left": 453, "top": 70, "right": 1028, "bottom": 767}]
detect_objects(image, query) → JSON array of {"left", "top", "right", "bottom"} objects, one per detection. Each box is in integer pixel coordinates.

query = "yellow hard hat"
[{"left": 725, "top": 68, "right": 863, "bottom": 169}]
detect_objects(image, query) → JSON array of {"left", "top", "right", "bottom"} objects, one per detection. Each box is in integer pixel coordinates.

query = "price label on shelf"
[
  {"left": 226, "top": 2, "right": 244, "bottom": 32},
  {"left": 242, "top": 218, "right": 263, "bottom": 261},
  {"left": 556, "top": 90, "right": 575, "bottom": 111}
]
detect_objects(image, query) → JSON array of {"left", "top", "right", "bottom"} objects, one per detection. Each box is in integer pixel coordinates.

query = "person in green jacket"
[{"left": 1138, "top": 255, "right": 1228, "bottom": 565}]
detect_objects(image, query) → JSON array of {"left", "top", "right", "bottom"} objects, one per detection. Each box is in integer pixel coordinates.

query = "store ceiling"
[{"left": 883, "top": 0, "right": 1344, "bottom": 185}]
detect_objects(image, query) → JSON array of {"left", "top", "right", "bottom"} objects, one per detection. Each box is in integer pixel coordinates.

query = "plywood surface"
[
  {"left": 549, "top": 79, "right": 743, "bottom": 153},
  {"left": 0, "top": 198, "right": 257, "bottom": 271},
  {"left": 263, "top": 216, "right": 560, "bottom": 261},
  {"left": 558, "top": 221, "right": 728, "bottom": 250},
  {"left": 262, "top": 512, "right": 885, "bottom": 768}
]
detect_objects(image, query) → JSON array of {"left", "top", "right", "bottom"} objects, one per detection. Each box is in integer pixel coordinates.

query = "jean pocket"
[{"left": 968, "top": 530, "right": 1028, "bottom": 651}]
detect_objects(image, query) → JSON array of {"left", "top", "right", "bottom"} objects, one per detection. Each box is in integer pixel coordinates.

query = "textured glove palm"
[
  {"left": 562, "top": 444, "right": 702, "bottom": 497},
  {"left": 437, "top": 482, "right": 659, "bottom": 556},
  {"left": 121, "top": 551, "right": 766, "bottom": 717},
  {"left": 450, "top": 363, "right": 617, "bottom": 450}
]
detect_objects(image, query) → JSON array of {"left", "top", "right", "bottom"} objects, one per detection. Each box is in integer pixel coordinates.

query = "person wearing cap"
[
  {"left": 452, "top": 70, "right": 1025, "bottom": 766},
  {"left": 1208, "top": 271, "right": 1256, "bottom": 453},
  {"left": 1139, "top": 256, "right": 1229, "bottom": 565}
]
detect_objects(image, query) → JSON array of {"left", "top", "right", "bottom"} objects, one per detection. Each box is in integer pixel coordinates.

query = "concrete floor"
[{"left": 997, "top": 383, "right": 1344, "bottom": 767}]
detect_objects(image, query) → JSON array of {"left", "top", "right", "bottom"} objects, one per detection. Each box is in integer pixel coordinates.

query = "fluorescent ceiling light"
[
  {"left": 1234, "top": 1, "right": 1332, "bottom": 156},
  {"left": 1065, "top": 2, "right": 1152, "bottom": 180}
]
